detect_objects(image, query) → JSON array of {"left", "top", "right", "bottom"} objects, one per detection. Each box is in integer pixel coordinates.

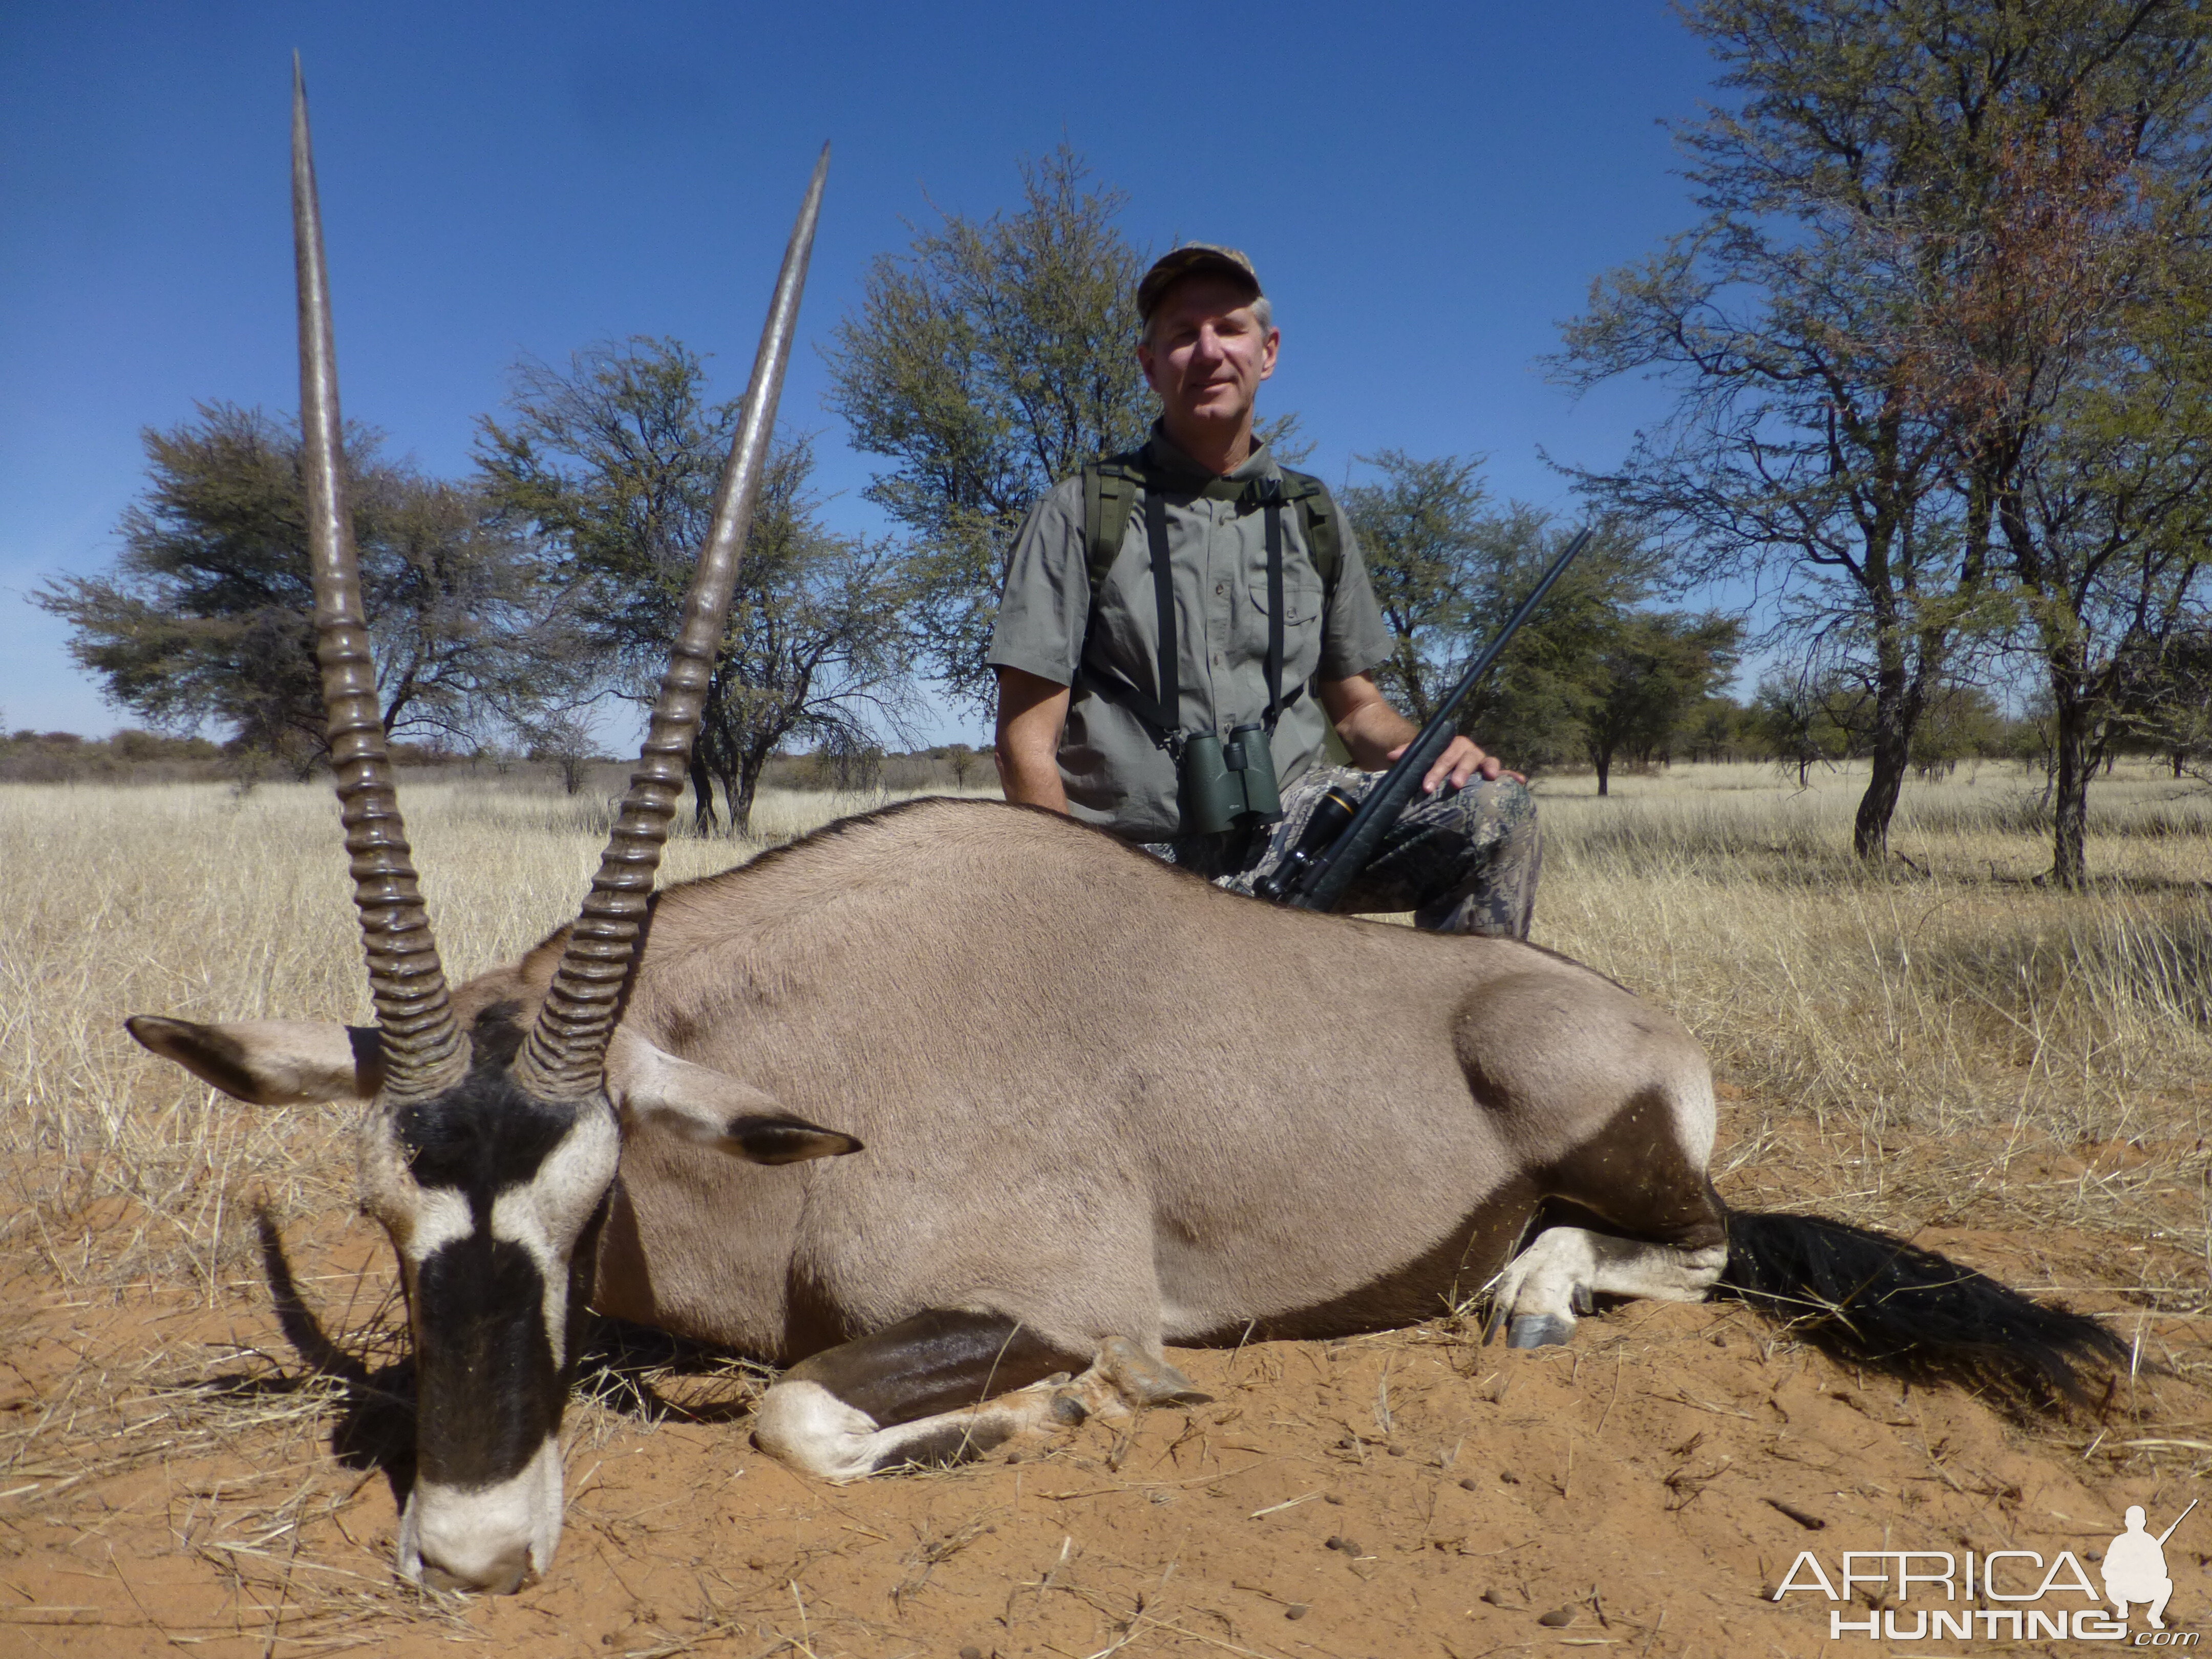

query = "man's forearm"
[
  {"left": 996, "top": 742, "right": 1070, "bottom": 812},
  {"left": 1332, "top": 696, "right": 1418, "bottom": 771},
  {"left": 993, "top": 666, "right": 1072, "bottom": 813}
]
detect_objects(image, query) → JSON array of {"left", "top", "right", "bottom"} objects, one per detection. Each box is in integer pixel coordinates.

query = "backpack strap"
[
  {"left": 1085, "top": 457, "right": 1342, "bottom": 601},
  {"left": 1274, "top": 467, "right": 1342, "bottom": 600},
  {"left": 1081, "top": 454, "right": 1147, "bottom": 595}
]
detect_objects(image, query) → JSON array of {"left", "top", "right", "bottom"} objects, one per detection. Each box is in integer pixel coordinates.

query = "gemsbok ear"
[
  {"left": 607, "top": 1033, "right": 863, "bottom": 1165},
  {"left": 125, "top": 1015, "right": 386, "bottom": 1105}
]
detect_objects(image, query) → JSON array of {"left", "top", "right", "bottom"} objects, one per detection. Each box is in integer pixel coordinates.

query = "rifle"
[
  {"left": 1254, "top": 526, "right": 1594, "bottom": 912},
  {"left": 2157, "top": 1498, "right": 2198, "bottom": 1546}
]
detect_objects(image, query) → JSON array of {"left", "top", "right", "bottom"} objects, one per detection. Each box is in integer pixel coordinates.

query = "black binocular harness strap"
[{"left": 1112, "top": 484, "right": 1288, "bottom": 753}]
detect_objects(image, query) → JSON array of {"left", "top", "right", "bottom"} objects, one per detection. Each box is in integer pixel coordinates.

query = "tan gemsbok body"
[{"left": 128, "top": 71, "right": 2123, "bottom": 1597}]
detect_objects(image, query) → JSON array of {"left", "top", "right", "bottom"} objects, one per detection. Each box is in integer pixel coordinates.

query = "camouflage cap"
[{"left": 1136, "top": 243, "right": 1262, "bottom": 321}]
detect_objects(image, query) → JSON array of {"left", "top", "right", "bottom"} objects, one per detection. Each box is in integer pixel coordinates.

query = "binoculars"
[{"left": 1179, "top": 722, "right": 1282, "bottom": 836}]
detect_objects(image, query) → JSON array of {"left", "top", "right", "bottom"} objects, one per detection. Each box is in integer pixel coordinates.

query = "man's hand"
[
  {"left": 1387, "top": 733, "right": 1518, "bottom": 793},
  {"left": 1320, "top": 673, "right": 1522, "bottom": 791}
]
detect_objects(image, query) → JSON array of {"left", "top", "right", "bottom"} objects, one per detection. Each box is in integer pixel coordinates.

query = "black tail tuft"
[{"left": 1713, "top": 1207, "right": 2126, "bottom": 1414}]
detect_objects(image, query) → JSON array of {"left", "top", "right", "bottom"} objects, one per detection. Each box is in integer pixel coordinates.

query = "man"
[
  {"left": 2101, "top": 1506, "right": 2175, "bottom": 1630},
  {"left": 988, "top": 244, "right": 1539, "bottom": 937}
]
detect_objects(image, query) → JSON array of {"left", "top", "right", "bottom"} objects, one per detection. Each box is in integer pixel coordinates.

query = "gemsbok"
[{"left": 126, "top": 70, "right": 2123, "bottom": 1595}]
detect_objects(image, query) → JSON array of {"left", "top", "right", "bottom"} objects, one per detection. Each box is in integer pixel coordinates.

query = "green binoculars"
[{"left": 1179, "top": 722, "right": 1283, "bottom": 836}]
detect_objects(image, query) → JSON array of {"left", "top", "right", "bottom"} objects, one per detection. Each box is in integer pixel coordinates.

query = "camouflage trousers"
[{"left": 1142, "top": 765, "right": 1542, "bottom": 939}]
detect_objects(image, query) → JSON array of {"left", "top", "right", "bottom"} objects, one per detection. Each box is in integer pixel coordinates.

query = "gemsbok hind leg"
[
  {"left": 1490, "top": 1227, "right": 1729, "bottom": 1349},
  {"left": 1493, "top": 1076, "right": 1728, "bottom": 1349},
  {"left": 751, "top": 1311, "right": 1208, "bottom": 1480}
]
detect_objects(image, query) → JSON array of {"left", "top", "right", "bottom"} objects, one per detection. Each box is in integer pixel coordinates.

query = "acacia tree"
[
  {"left": 1338, "top": 451, "right": 1493, "bottom": 726},
  {"left": 37, "top": 402, "right": 561, "bottom": 770},
  {"left": 823, "top": 148, "right": 1158, "bottom": 716},
  {"left": 1578, "top": 612, "right": 1745, "bottom": 795},
  {"left": 478, "top": 337, "right": 914, "bottom": 835},
  {"left": 1339, "top": 452, "right": 1681, "bottom": 775},
  {"left": 1553, "top": 1, "right": 2029, "bottom": 860},
  {"left": 1909, "top": 108, "right": 2212, "bottom": 884}
]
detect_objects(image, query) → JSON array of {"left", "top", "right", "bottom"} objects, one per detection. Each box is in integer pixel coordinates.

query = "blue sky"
[{"left": 1, "top": 1, "right": 1724, "bottom": 744}]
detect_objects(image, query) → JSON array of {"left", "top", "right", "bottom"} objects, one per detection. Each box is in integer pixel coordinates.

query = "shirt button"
[{"left": 1215, "top": 582, "right": 1226, "bottom": 597}]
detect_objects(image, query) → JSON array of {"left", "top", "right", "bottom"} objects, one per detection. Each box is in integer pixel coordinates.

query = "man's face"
[{"left": 1137, "top": 274, "right": 1279, "bottom": 434}]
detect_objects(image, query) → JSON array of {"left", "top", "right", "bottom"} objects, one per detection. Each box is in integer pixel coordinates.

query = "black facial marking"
[
  {"left": 393, "top": 1008, "right": 576, "bottom": 1228},
  {"left": 784, "top": 1308, "right": 1084, "bottom": 1428},
  {"left": 413, "top": 1233, "right": 563, "bottom": 1487},
  {"left": 390, "top": 1003, "right": 598, "bottom": 1488},
  {"left": 723, "top": 1115, "right": 864, "bottom": 1165}
]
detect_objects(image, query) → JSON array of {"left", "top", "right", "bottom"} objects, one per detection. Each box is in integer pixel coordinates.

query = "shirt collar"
[{"left": 1144, "top": 420, "right": 1278, "bottom": 484}]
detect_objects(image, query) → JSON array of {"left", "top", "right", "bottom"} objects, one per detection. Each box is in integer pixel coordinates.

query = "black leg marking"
[
  {"left": 870, "top": 1416, "right": 1016, "bottom": 1473},
  {"left": 1541, "top": 1086, "right": 1724, "bottom": 1249},
  {"left": 783, "top": 1309, "right": 1088, "bottom": 1429}
]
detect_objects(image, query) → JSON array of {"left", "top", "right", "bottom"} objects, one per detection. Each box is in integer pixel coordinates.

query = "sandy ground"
[{"left": 1, "top": 1109, "right": 2205, "bottom": 1659}]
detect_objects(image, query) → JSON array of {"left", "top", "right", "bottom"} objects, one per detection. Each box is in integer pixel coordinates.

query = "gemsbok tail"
[{"left": 1712, "top": 1208, "right": 2126, "bottom": 1412}]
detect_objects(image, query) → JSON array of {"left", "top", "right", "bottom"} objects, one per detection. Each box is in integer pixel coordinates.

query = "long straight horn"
[
  {"left": 512, "top": 146, "right": 831, "bottom": 1101},
  {"left": 293, "top": 59, "right": 466, "bottom": 1101}
]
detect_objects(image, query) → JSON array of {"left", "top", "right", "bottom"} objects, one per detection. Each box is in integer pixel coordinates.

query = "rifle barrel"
[
  {"left": 1288, "top": 526, "right": 1593, "bottom": 913},
  {"left": 2157, "top": 1497, "right": 2198, "bottom": 1545}
]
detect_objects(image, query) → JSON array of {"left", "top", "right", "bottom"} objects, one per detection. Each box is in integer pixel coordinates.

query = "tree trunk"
[
  {"left": 687, "top": 753, "right": 719, "bottom": 833},
  {"left": 733, "top": 744, "right": 773, "bottom": 840},
  {"left": 1851, "top": 599, "right": 1924, "bottom": 861},
  {"left": 1854, "top": 719, "right": 1911, "bottom": 861},
  {"left": 2048, "top": 686, "right": 2093, "bottom": 890},
  {"left": 1591, "top": 745, "right": 1612, "bottom": 797}
]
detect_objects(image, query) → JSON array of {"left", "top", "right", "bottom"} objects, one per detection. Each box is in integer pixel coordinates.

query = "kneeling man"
[{"left": 989, "top": 244, "right": 1539, "bottom": 936}]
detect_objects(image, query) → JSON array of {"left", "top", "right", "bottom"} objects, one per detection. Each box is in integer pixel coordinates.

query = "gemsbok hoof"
[{"left": 1507, "top": 1313, "right": 1577, "bottom": 1349}]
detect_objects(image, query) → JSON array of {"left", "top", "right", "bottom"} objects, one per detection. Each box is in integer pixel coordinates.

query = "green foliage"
[
  {"left": 1748, "top": 675, "right": 1855, "bottom": 788},
  {"left": 1340, "top": 451, "right": 1705, "bottom": 779},
  {"left": 823, "top": 147, "right": 1158, "bottom": 714},
  {"left": 35, "top": 402, "right": 555, "bottom": 772},
  {"left": 1338, "top": 451, "right": 1493, "bottom": 727},
  {"left": 477, "top": 337, "right": 914, "bottom": 835},
  {"left": 1908, "top": 684, "right": 2009, "bottom": 780},
  {"left": 1579, "top": 612, "right": 1745, "bottom": 794}
]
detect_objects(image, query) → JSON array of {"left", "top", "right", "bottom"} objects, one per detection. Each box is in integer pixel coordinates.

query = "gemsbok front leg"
[{"left": 751, "top": 1312, "right": 1209, "bottom": 1479}]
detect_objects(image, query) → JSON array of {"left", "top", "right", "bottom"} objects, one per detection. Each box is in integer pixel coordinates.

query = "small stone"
[
  {"left": 1498, "top": 1470, "right": 1520, "bottom": 1484},
  {"left": 1387, "top": 1444, "right": 1405, "bottom": 1457},
  {"left": 1325, "top": 1492, "right": 1345, "bottom": 1505},
  {"left": 1325, "top": 1535, "right": 1362, "bottom": 1556},
  {"left": 961, "top": 1647, "right": 985, "bottom": 1659},
  {"left": 1537, "top": 1607, "right": 1577, "bottom": 1627},
  {"left": 1458, "top": 1476, "right": 1482, "bottom": 1491},
  {"left": 599, "top": 1639, "right": 615, "bottom": 1649},
  {"left": 1284, "top": 1604, "right": 1309, "bottom": 1621},
  {"left": 746, "top": 1556, "right": 764, "bottom": 1570}
]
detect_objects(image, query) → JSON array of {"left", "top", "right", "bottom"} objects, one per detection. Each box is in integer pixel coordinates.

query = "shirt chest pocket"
[{"left": 1246, "top": 574, "right": 1324, "bottom": 627}]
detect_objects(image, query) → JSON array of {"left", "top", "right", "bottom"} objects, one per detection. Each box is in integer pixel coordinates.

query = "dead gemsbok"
[{"left": 127, "top": 73, "right": 2123, "bottom": 1596}]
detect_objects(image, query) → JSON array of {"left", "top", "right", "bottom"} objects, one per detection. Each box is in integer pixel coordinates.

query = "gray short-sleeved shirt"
[{"left": 988, "top": 426, "right": 1394, "bottom": 840}]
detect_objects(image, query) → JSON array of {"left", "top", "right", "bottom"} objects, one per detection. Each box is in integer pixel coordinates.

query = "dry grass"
[
  {"left": 0, "top": 758, "right": 2207, "bottom": 1650},
  {"left": 1532, "top": 759, "right": 2212, "bottom": 1317}
]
